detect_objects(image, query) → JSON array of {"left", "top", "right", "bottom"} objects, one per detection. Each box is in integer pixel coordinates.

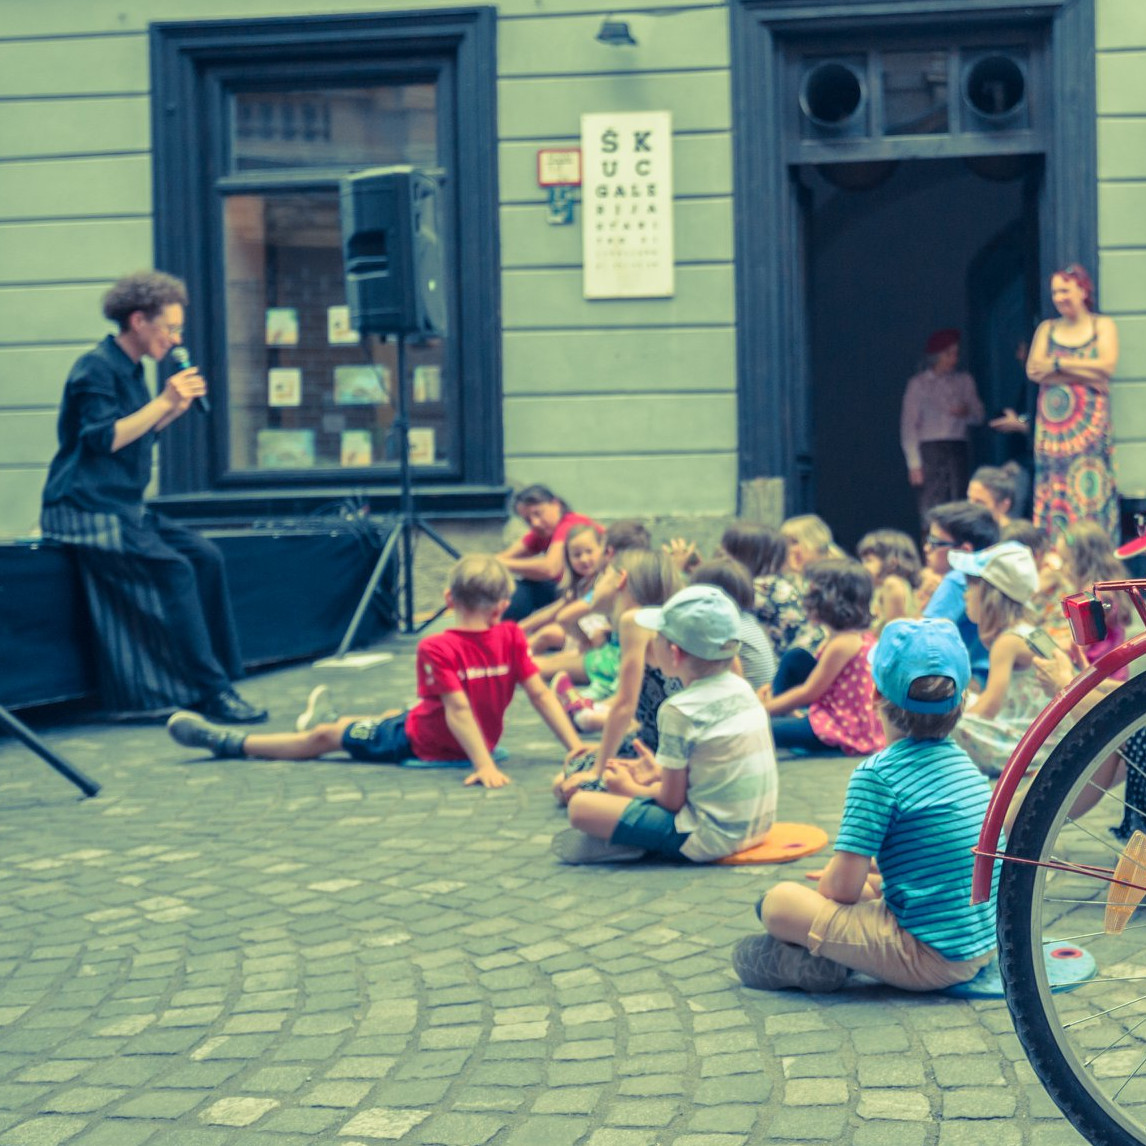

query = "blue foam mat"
[
  {"left": 399, "top": 745, "right": 509, "bottom": 769},
  {"left": 942, "top": 940, "right": 1097, "bottom": 999}
]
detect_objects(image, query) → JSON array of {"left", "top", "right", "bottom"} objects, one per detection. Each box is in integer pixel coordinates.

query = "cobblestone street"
[{"left": 0, "top": 632, "right": 1087, "bottom": 1145}]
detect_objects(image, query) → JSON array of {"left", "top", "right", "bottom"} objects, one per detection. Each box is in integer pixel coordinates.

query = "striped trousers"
[{"left": 41, "top": 504, "right": 242, "bottom": 714}]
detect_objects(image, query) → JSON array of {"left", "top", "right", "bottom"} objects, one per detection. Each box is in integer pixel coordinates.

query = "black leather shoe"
[{"left": 196, "top": 688, "right": 268, "bottom": 724}]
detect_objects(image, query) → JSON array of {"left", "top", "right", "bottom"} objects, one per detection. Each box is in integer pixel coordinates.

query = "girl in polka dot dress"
[{"left": 761, "top": 560, "right": 885, "bottom": 756}]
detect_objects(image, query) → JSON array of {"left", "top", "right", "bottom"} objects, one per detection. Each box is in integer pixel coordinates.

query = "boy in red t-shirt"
[{"left": 167, "top": 555, "right": 589, "bottom": 788}]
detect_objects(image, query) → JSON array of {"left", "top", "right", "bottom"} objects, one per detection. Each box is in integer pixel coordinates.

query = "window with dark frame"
[{"left": 150, "top": 10, "right": 502, "bottom": 507}]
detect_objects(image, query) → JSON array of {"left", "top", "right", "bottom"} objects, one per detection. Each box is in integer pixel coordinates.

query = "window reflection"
[
  {"left": 223, "top": 192, "right": 448, "bottom": 475},
  {"left": 232, "top": 86, "right": 436, "bottom": 171}
]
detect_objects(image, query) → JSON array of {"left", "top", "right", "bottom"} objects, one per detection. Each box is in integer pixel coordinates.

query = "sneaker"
[
  {"left": 551, "top": 828, "right": 646, "bottom": 865},
  {"left": 295, "top": 685, "right": 339, "bottom": 732},
  {"left": 732, "top": 934, "right": 849, "bottom": 993},
  {"left": 553, "top": 671, "right": 592, "bottom": 717},
  {"left": 195, "top": 688, "right": 268, "bottom": 724},
  {"left": 167, "top": 711, "right": 248, "bottom": 759}
]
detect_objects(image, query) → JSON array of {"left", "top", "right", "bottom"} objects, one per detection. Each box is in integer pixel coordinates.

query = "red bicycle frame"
[{"left": 971, "top": 579, "right": 1146, "bottom": 905}]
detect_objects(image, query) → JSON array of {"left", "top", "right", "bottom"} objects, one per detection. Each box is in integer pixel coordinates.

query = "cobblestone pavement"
[{"left": 0, "top": 633, "right": 1088, "bottom": 1146}]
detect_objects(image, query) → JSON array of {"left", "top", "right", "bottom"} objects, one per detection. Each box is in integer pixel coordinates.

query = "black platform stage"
[{"left": 0, "top": 520, "right": 396, "bottom": 710}]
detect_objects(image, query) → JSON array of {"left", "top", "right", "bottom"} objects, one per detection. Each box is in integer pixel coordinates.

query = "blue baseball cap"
[
  {"left": 634, "top": 584, "right": 741, "bottom": 661},
  {"left": 869, "top": 618, "right": 970, "bottom": 713}
]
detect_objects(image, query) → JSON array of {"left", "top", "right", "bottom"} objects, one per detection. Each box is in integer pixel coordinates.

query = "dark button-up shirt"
[{"left": 42, "top": 335, "right": 155, "bottom": 514}]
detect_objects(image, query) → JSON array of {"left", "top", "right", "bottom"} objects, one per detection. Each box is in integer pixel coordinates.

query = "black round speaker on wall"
[
  {"left": 962, "top": 53, "right": 1028, "bottom": 130},
  {"left": 800, "top": 61, "right": 868, "bottom": 137}
]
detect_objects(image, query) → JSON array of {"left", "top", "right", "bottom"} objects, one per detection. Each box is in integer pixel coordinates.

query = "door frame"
[{"left": 731, "top": 0, "right": 1097, "bottom": 512}]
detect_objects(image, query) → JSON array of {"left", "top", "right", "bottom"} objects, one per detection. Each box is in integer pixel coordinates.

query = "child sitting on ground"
[
  {"left": 770, "top": 514, "right": 842, "bottom": 692},
  {"left": 530, "top": 520, "right": 652, "bottom": 693},
  {"left": 856, "top": 529, "right": 921, "bottom": 632},
  {"left": 553, "top": 550, "right": 683, "bottom": 803},
  {"left": 1057, "top": 520, "right": 1137, "bottom": 667},
  {"left": 921, "top": 500, "right": 1000, "bottom": 684},
  {"left": 761, "top": 560, "right": 884, "bottom": 757},
  {"left": 947, "top": 540, "right": 1043, "bottom": 778},
  {"left": 166, "top": 555, "right": 588, "bottom": 789},
  {"left": 1001, "top": 518, "right": 1067, "bottom": 634},
  {"left": 734, "top": 618, "right": 997, "bottom": 993},
  {"left": 519, "top": 522, "right": 607, "bottom": 655},
  {"left": 552, "top": 584, "right": 778, "bottom": 864},
  {"left": 719, "top": 522, "right": 808, "bottom": 660},
  {"left": 689, "top": 558, "right": 777, "bottom": 689},
  {"left": 967, "top": 463, "right": 1021, "bottom": 528}
]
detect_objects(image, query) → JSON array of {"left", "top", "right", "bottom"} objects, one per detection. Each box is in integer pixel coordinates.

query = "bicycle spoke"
[{"left": 1067, "top": 993, "right": 1146, "bottom": 1028}]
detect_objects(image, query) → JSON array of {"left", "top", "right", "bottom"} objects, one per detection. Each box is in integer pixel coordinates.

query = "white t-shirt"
[{"left": 656, "top": 671, "right": 778, "bottom": 861}]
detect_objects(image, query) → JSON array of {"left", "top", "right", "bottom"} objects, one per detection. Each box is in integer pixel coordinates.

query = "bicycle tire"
[{"left": 999, "top": 668, "right": 1146, "bottom": 1146}]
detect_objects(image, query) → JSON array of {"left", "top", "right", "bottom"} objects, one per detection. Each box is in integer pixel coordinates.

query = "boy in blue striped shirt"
[{"left": 734, "top": 617, "right": 998, "bottom": 992}]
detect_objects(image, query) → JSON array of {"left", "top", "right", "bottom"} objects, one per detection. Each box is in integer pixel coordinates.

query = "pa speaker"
[{"left": 341, "top": 167, "right": 447, "bottom": 337}]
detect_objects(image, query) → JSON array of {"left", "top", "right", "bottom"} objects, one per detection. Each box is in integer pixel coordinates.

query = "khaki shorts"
[{"left": 808, "top": 897, "right": 994, "bottom": 992}]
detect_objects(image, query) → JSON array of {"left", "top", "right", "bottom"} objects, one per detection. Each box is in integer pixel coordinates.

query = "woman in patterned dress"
[{"left": 1025, "top": 265, "right": 1120, "bottom": 538}]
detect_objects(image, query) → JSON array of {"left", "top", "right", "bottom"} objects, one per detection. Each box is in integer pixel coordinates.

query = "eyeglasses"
[
  {"left": 150, "top": 318, "right": 184, "bottom": 337},
  {"left": 924, "top": 535, "right": 955, "bottom": 549}
]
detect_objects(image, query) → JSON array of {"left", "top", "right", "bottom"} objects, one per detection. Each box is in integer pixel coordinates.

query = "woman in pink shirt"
[
  {"left": 900, "top": 329, "right": 986, "bottom": 525},
  {"left": 498, "top": 484, "right": 604, "bottom": 621}
]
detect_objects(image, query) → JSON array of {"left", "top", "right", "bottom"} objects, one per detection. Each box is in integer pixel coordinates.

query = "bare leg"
[
  {"left": 567, "top": 790, "right": 634, "bottom": 840},
  {"left": 574, "top": 706, "right": 609, "bottom": 733},
  {"left": 241, "top": 709, "right": 402, "bottom": 760},
  {"left": 529, "top": 623, "right": 568, "bottom": 655},
  {"left": 758, "top": 881, "right": 833, "bottom": 947}
]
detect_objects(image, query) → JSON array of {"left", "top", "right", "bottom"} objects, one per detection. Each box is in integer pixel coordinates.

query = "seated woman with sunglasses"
[{"left": 919, "top": 501, "right": 1000, "bottom": 687}]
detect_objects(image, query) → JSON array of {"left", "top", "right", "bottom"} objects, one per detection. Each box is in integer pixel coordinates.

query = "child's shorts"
[
  {"left": 342, "top": 713, "right": 412, "bottom": 763},
  {"left": 583, "top": 641, "right": 622, "bottom": 701},
  {"left": 808, "top": 896, "right": 993, "bottom": 992},
  {"left": 610, "top": 797, "right": 691, "bottom": 858}
]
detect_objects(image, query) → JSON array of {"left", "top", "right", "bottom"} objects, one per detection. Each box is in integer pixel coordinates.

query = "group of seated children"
[{"left": 165, "top": 478, "right": 1138, "bottom": 997}]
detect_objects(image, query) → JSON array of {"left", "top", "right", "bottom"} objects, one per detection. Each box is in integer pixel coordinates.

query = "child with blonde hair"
[
  {"left": 948, "top": 541, "right": 1043, "bottom": 777},
  {"left": 519, "top": 522, "right": 606, "bottom": 655},
  {"left": 781, "top": 514, "right": 845, "bottom": 577},
  {"left": 1001, "top": 518, "right": 1069, "bottom": 634},
  {"left": 1057, "top": 520, "right": 1136, "bottom": 665},
  {"left": 769, "top": 514, "right": 842, "bottom": 693},
  {"left": 554, "top": 550, "right": 683, "bottom": 803},
  {"left": 168, "top": 555, "right": 588, "bottom": 789}
]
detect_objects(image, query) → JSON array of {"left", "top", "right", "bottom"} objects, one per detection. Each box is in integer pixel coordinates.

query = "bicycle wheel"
[{"left": 999, "top": 669, "right": 1146, "bottom": 1146}]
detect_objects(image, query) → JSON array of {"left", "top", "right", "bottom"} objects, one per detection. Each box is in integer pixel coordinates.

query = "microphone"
[{"left": 171, "top": 346, "right": 211, "bottom": 415}]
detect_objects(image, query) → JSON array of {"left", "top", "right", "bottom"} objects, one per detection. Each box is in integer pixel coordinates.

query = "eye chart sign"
[{"left": 581, "top": 111, "right": 674, "bottom": 299}]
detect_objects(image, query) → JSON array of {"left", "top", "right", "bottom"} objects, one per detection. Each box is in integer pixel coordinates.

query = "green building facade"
[{"left": 0, "top": 0, "right": 1140, "bottom": 541}]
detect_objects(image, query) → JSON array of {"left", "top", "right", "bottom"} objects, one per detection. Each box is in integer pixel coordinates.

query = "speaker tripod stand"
[{"left": 335, "top": 332, "right": 459, "bottom": 650}]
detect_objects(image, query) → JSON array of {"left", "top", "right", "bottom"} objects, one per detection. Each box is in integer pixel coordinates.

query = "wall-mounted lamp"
[{"left": 596, "top": 18, "right": 637, "bottom": 46}]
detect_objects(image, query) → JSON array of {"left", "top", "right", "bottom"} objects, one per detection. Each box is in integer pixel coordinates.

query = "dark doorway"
[
  {"left": 732, "top": 0, "right": 1097, "bottom": 542},
  {"left": 803, "top": 157, "right": 1039, "bottom": 551}
]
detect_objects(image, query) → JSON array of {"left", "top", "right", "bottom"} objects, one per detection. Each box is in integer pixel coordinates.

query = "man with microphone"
[{"left": 41, "top": 270, "right": 266, "bottom": 723}]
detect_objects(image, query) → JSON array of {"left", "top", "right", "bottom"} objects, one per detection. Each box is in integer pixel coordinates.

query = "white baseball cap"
[{"left": 633, "top": 584, "right": 741, "bottom": 661}]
